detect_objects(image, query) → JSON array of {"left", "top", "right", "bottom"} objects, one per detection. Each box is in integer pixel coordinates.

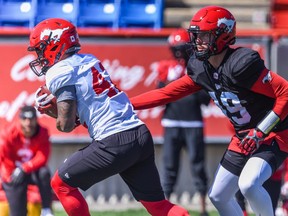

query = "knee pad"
[
  {"left": 51, "top": 171, "right": 90, "bottom": 216},
  {"left": 51, "top": 170, "right": 76, "bottom": 195}
]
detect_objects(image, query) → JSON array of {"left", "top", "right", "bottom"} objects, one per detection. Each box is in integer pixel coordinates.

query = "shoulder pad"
[
  {"left": 187, "top": 56, "right": 205, "bottom": 81},
  {"left": 46, "top": 61, "right": 74, "bottom": 95},
  {"left": 227, "top": 48, "right": 265, "bottom": 86}
]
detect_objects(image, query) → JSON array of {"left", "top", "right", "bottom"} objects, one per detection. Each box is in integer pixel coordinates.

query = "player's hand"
[
  {"left": 239, "top": 129, "right": 265, "bottom": 154},
  {"left": 10, "top": 167, "right": 26, "bottom": 185},
  {"left": 35, "top": 87, "right": 55, "bottom": 108},
  {"left": 281, "top": 182, "right": 288, "bottom": 197},
  {"left": 34, "top": 86, "right": 57, "bottom": 116}
]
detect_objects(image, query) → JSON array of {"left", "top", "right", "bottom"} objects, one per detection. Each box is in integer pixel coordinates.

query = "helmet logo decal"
[
  {"left": 262, "top": 71, "right": 272, "bottom": 83},
  {"left": 217, "top": 18, "right": 235, "bottom": 33},
  {"left": 40, "top": 27, "right": 69, "bottom": 44}
]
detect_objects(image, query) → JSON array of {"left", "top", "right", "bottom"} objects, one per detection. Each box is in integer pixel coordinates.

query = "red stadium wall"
[{"left": 0, "top": 28, "right": 286, "bottom": 144}]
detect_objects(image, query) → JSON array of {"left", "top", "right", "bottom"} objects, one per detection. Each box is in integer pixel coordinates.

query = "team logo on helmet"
[
  {"left": 217, "top": 18, "right": 235, "bottom": 33},
  {"left": 40, "top": 27, "right": 69, "bottom": 44},
  {"left": 262, "top": 71, "right": 272, "bottom": 83}
]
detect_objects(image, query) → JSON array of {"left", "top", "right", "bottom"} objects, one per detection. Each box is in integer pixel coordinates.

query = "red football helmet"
[
  {"left": 188, "top": 6, "right": 236, "bottom": 61},
  {"left": 28, "top": 18, "right": 81, "bottom": 76},
  {"left": 168, "top": 28, "right": 192, "bottom": 64}
]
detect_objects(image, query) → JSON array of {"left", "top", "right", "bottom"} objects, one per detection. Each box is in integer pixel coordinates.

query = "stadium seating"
[
  {"left": 119, "top": 0, "right": 164, "bottom": 29},
  {"left": 0, "top": 0, "right": 36, "bottom": 28},
  {"left": 0, "top": 0, "right": 165, "bottom": 29},
  {"left": 34, "top": 0, "right": 78, "bottom": 26},
  {"left": 77, "top": 0, "right": 120, "bottom": 28}
]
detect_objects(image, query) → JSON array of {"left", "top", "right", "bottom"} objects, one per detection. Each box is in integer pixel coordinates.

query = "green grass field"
[
  {"left": 54, "top": 209, "right": 221, "bottom": 216},
  {"left": 53, "top": 209, "right": 258, "bottom": 215}
]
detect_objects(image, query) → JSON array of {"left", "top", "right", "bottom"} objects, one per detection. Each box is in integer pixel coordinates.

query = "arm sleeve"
[
  {"left": 0, "top": 131, "right": 15, "bottom": 169},
  {"left": 55, "top": 85, "right": 77, "bottom": 102},
  {"left": 251, "top": 69, "right": 288, "bottom": 120},
  {"left": 130, "top": 74, "right": 202, "bottom": 110}
]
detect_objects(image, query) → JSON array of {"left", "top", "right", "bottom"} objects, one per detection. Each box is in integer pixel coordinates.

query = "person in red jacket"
[{"left": 0, "top": 106, "right": 53, "bottom": 216}]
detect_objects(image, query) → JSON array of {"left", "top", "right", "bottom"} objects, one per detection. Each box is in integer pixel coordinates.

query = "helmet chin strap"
[
  {"left": 55, "top": 44, "right": 65, "bottom": 63},
  {"left": 195, "top": 43, "right": 214, "bottom": 61}
]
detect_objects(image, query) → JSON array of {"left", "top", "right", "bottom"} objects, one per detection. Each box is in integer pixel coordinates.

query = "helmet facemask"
[
  {"left": 188, "top": 26, "right": 220, "bottom": 61},
  {"left": 28, "top": 35, "right": 52, "bottom": 76}
]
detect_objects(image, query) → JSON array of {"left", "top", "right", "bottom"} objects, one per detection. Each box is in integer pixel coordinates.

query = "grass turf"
[{"left": 54, "top": 209, "right": 221, "bottom": 216}]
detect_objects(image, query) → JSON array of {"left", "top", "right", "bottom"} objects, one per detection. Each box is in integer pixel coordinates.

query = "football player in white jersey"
[{"left": 29, "top": 18, "right": 190, "bottom": 216}]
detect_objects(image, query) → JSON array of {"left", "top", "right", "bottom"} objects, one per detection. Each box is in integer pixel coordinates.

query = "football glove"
[
  {"left": 35, "top": 86, "right": 55, "bottom": 109},
  {"left": 34, "top": 86, "right": 58, "bottom": 117},
  {"left": 10, "top": 167, "right": 26, "bottom": 185},
  {"left": 239, "top": 129, "right": 265, "bottom": 154}
]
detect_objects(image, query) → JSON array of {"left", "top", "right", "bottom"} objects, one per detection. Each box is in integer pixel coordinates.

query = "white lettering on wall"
[
  {"left": 102, "top": 59, "right": 159, "bottom": 90},
  {"left": 144, "top": 62, "right": 159, "bottom": 87},
  {"left": 102, "top": 59, "right": 144, "bottom": 90},
  {"left": 4, "top": 55, "right": 227, "bottom": 123},
  {"left": 10, "top": 54, "right": 45, "bottom": 82},
  {"left": 201, "top": 103, "right": 226, "bottom": 118},
  {"left": 0, "top": 91, "right": 36, "bottom": 121}
]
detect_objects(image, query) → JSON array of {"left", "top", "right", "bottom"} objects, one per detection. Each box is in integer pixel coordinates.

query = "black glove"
[{"left": 10, "top": 167, "right": 26, "bottom": 185}]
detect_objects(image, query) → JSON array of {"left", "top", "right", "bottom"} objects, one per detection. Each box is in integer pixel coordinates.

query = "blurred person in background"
[
  {"left": 0, "top": 106, "right": 54, "bottom": 216},
  {"left": 157, "top": 28, "right": 210, "bottom": 216}
]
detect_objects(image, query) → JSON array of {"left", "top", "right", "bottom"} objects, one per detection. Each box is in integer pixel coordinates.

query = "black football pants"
[
  {"left": 162, "top": 127, "right": 208, "bottom": 197},
  {"left": 2, "top": 166, "right": 52, "bottom": 216}
]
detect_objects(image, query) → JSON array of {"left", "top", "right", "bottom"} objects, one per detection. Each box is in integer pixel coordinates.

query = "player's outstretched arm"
[{"left": 130, "top": 74, "right": 201, "bottom": 110}]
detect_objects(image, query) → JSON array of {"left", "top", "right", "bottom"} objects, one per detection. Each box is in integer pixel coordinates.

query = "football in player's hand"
[{"left": 35, "top": 85, "right": 58, "bottom": 118}]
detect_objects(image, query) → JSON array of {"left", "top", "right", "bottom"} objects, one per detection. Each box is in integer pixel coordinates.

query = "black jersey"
[{"left": 187, "top": 47, "right": 288, "bottom": 133}]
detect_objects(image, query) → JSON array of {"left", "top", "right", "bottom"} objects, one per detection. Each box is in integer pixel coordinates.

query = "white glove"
[
  {"left": 281, "top": 182, "right": 288, "bottom": 197},
  {"left": 34, "top": 87, "right": 55, "bottom": 109}
]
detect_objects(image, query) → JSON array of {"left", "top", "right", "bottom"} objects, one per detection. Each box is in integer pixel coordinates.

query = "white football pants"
[{"left": 208, "top": 157, "right": 273, "bottom": 216}]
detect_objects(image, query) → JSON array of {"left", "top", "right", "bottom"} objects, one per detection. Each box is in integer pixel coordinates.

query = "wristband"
[{"left": 257, "top": 110, "right": 280, "bottom": 135}]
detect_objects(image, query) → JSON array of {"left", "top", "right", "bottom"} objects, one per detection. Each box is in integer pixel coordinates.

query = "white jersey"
[{"left": 45, "top": 54, "right": 144, "bottom": 140}]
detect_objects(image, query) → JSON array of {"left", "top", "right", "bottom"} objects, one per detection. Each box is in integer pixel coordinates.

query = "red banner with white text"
[{"left": 0, "top": 40, "right": 267, "bottom": 143}]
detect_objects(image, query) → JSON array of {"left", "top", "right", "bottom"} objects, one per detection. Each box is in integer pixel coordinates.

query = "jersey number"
[
  {"left": 91, "top": 65, "right": 119, "bottom": 97},
  {"left": 209, "top": 91, "right": 251, "bottom": 125}
]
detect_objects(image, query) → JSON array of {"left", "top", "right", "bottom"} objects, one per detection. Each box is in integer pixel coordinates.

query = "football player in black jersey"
[{"left": 131, "top": 5, "right": 288, "bottom": 216}]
